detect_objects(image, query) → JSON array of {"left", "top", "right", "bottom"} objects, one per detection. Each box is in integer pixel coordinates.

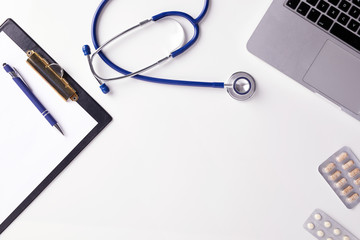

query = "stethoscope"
[{"left": 83, "top": 0, "right": 256, "bottom": 101}]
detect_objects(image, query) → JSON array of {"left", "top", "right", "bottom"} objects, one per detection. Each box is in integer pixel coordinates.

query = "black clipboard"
[{"left": 0, "top": 18, "right": 112, "bottom": 234}]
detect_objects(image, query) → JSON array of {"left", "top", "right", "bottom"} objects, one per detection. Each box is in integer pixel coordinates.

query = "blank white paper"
[{"left": 0, "top": 32, "right": 97, "bottom": 224}]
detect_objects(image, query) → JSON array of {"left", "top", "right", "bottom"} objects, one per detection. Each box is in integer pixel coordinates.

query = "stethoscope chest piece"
[{"left": 226, "top": 72, "right": 256, "bottom": 101}]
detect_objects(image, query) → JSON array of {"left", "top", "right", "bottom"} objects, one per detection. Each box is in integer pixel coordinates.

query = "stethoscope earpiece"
[{"left": 100, "top": 83, "right": 110, "bottom": 94}]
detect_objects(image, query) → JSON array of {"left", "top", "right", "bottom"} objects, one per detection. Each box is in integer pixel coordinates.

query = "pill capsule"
[
  {"left": 307, "top": 222, "right": 315, "bottom": 230},
  {"left": 343, "top": 236, "right": 350, "bottom": 240},
  {"left": 354, "top": 178, "right": 360, "bottom": 186},
  {"left": 324, "top": 221, "right": 332, "bottom": 228},
  {"left": 314, "top": 213, "right": 322, "bottom": 220},
  {"left": 317, "top": 230, "right": 325, "bottom": 237},
  {"left": 342, "top": 160, "right": 354, "bottom": 170},
  {"left": 324, "top": 162, "right": 336, "bottom": 173},
  {"left": 335, "top": 178, "right": 347, "bottom": 188},
  {"left": 329, "top": 171, "right": 341, "bottom": 181},
  {"left": 336, "top": 152, "right": 348, "bottom": 162},
  {"left": 327, "top": 238, "right": 333, "bottom": 240},
  {"left": 341, "top": 185, "right": 353, "bottom": 196},
  {"left": 347, "top": 193, "right": 359, "bottom": 203},
  {"left": 348, "top": 168, "right": 360, "bottom": 178},
  {"left": 334, "top": 228, "right": 341, "bottom": 236}
]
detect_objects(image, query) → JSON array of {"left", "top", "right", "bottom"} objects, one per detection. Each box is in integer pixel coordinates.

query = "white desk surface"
[{"left": 1, "top": 0, "right": 360, "bottom": 239}]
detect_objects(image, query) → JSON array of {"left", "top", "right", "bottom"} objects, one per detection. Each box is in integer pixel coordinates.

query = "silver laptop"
[{"left": 248, "top": 0, "right": 360, "bottom": 121}]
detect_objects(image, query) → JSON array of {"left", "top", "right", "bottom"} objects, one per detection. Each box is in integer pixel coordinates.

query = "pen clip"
[{"left": 13, "top": 67, "right": 31, "bottom": 91}]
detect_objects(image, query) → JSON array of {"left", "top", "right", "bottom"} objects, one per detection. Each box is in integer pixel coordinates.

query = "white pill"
[
  {"left": 349, "top": 168, "right": 360, "bottom": 178},
  {"left": 347, "top": 193, "right": 360, "bottom": 203},
  {"left": 307, "top": 222, "right": 315, "bottom": 230},
  {"left": 317, "top": 230, "right": 325, "bottom": 237},
  {"left": 334, "top": 228, "right": 341, "bottom": 235},
  {"left": 327, "top": 238, "right": 333, "bottom": 240},
  {"left": 354, "top": 177, "right": 360, "bottom": 185},
  {"left": 324, "top": 221, "right": 332, "bottom": 228},
  {"left": 314, "top": 213, "right": 322, "bottom": 220},
  {"left": 335, "top": 178, "right": 347, "bottom": 188},
  {"left": 324, "top": 162, "right": 336, "bottom": 173},
  {"left": 343, "top": 160, "right": 354, "bottom": 170},
  {"left": 341, "top": 185, "right": 354, "bottom": 196},
  {"left": 336, "top": 152, "right": 348, "bottom": 162},
  {"left": 343, "top": 236, "right": 350, "bottom": 240},
  {"left": 329, "top": 170, "right": 342, "bottom": 181}
]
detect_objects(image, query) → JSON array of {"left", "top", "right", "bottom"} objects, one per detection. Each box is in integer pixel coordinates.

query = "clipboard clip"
[{"left": 26, "top": 50, "right": 79, "bottom": 101}]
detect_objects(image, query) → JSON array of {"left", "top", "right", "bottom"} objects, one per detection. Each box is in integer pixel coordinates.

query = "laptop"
[{"left": 248, "top": 0, "right": 360, "bottom": 121}]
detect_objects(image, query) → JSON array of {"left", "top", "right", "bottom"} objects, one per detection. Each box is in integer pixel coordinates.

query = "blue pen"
[{"left": 3, "top": 63, "right": 64, "bottom": 135}]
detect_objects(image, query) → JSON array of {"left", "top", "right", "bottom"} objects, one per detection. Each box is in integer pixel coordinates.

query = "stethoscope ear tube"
[
  {"left": 84, "top": 41, "right": 257, "bottom": 100},
  {"left": 84, "top": 0, "right": 256, "bottom": 100},
  {"left": 85, "top": 0, "right": 227, "bottom": 92},
  {"left": 83, "top": 44, "right": 110, "bottom": 94}
]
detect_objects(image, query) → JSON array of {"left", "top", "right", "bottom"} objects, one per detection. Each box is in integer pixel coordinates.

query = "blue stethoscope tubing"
[{"left": 89, "top": 0, "right": 225, "bottom": 90}]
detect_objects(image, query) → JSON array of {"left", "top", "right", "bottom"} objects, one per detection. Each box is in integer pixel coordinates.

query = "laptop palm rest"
[{"left": 304, "top": 41, "right": 360, "bottom": 114}]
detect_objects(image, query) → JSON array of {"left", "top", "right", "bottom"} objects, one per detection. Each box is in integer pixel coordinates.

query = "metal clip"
[{"left": 26, "top": 50, "right": 78, "bottom": 101}]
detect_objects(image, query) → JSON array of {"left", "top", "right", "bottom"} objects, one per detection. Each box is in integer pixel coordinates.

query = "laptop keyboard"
[{"left": 285, "top": 0, "right": 360, "bottom": 52}]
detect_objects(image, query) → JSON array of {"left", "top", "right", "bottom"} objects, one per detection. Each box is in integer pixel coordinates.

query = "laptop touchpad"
[{"left": 304, "top": 41, "right": 360, "bottom": 114}]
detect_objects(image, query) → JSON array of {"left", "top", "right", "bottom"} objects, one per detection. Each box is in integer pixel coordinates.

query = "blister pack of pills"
[
  {"left": 319, "top": 146, "right": 360, "bottom": 209},
  {"left": 304, "top": 209, "right": 359, "bottom": 240}
]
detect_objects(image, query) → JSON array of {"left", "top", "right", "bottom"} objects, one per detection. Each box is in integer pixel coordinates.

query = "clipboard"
[{"left": 0, "top": 18, "right": 112, "bottom": 234}]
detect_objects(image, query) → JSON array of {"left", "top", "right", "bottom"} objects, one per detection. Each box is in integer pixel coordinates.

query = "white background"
[{"left": 1, "top": 0, "right": 360, "bottom": 239}]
